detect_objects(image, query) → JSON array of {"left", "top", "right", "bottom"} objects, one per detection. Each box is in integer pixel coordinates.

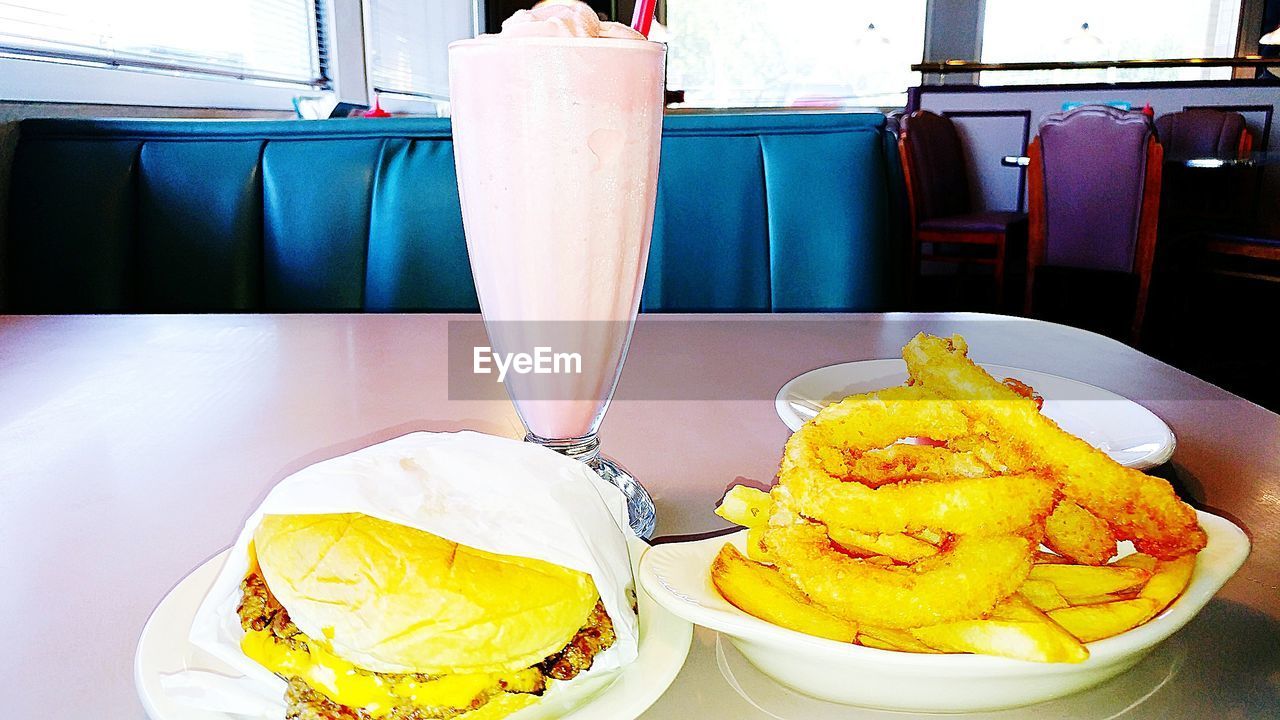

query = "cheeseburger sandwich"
[{"left": 237, "top": 512, "right": 617, "bottom": 720}]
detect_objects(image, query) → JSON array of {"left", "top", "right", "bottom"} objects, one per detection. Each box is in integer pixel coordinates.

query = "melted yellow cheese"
[{"left": 241, "top": 629, "right": 538, "bottom": 716}]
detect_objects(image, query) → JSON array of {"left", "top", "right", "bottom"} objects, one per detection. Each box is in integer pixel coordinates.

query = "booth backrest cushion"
[{"left": 5, "top": 113, "right": 894, "bottom": 313}]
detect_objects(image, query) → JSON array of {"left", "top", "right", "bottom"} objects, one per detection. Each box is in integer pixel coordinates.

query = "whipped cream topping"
[{"left": 499, "top": 0, "right": 645, "bottom": 39}]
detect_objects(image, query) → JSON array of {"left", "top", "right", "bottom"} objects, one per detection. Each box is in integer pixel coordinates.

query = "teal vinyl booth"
[{"left": 3, "top": 112, "right": 900, "bottom": 313}]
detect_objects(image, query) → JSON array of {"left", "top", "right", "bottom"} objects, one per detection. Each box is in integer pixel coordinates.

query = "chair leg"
[
  {"left": 908, "top": 239, "right": 922, "bottom": 310},
  {"left": 1131, "top": 273, "right": 1151, "bottom": 346},
  {"left": 993, "top": 235, "right": 1007, "bottom": 311},
  {"left": 1023, "top": 268, "right": 1036, "bottom": 317}
]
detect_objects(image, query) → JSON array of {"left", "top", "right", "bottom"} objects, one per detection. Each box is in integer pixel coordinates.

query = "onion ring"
[
  {"left": 842, "top": 444, "right": 995, "bottom": 487},
  {"left": 778, "top": 465, "right": 1057, "bottom": 536},
  {"left": 1044, "top": 500, "right": 1117, "bottom": 565},
  {"left": 902, "top": 333, "right": 1206, "bottom": 559},
  {"left": 762, "top": 524, "right": 1036, "bottom": 628}
]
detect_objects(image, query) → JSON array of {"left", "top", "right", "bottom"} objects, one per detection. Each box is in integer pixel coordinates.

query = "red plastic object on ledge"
[{"left": 362, "top": 95, "right": 391, "bottom": 118}]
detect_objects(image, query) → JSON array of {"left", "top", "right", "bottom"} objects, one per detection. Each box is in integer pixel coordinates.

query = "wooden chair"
[
  {"left": 1026, "top": 105, "right": 1163, "bottom": 344},
  {"left": 1155, "top": 108, "right": 1253, "bottom": 160},
  {"left": 1156, "top": 109, "right": 1257, "bottom": 232},
  {"left": 898, "top": 111, "right": 1027, "bottom": 308}
]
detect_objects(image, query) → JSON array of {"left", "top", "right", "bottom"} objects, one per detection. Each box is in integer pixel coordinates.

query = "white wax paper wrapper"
[{"left": 165, "top": 431, "right": 639, "bottom": 718}]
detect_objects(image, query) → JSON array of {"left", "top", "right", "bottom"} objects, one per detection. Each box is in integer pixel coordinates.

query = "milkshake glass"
[{"left": 449, "top": 3, "right": 665, "bottom": 536}]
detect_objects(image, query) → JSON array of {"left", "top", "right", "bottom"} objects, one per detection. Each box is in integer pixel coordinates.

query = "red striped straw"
[{"left": 630, "top": 0, "right": 657, "bottom": 37}]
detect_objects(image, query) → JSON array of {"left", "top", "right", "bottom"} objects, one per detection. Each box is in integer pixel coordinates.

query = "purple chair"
[
  {"left": 899, "top": 111, "right": 1027, "bottom": 306},
  {"left": 1157, "top": 109, "right": 1257, "bottom": 232},
  {"left": 1026, "top": 105, "right": 1163, "bottom": 342},
  {"left": 1155, "top": 109, "right": 1252, "bottom": 160}
]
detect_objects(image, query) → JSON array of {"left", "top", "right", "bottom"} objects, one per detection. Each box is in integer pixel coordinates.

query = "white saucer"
[
  {"left": 136, "top": 540, "right": 693, "bottom": 720},
  {"left": 775, "top": 360, "right": 1176, "bottom": 469}
]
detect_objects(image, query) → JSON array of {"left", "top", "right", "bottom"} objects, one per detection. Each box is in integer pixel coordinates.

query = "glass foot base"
[
  {"left": 589, "top": 456, "right": 657, "bottom": 540},
  {"left": 523, "top": 433, "right": 656, "bottom": 539}
]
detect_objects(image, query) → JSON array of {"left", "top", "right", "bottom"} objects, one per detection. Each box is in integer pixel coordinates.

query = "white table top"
[{"left": 2, "top": 312, "right": 1277, "bottom": 719}]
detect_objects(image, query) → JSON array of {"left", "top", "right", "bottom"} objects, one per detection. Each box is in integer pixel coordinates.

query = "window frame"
[
  {"left": 361, "top": 0, "right": 486, "bottom": 115},
  {"left": 0, "top": 54, "right": 316, "bottom": 110},
  {"left": 0, "top": 0, "right": 378, "bottom": 111},
  {"left": 972, "top": 0, "right": 1250, "bottom": 87},
  {"left": 0, "top": 0, "right": 482, "bottom": 113}
]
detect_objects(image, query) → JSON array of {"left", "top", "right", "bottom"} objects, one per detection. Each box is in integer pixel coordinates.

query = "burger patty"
[{"left": 237, "top": 571, "right": 616, "bottom": 720}]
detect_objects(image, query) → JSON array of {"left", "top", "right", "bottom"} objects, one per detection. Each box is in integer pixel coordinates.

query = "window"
[
  {"left": 0, "top": 0, "right": 324, "bottom": 86},
  {"left": 665, "top": 0, "right": 927, "bottom": 108},
  {"left": 368, "top": 0, "right": 474, "bottom": 98},
  {"left": 980, "top": 0, "right": 1243, "bottom": 85}
]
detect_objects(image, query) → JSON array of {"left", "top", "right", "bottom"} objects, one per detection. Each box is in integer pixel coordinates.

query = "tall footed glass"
[{"left": 449, "top": 34, "right": 665, "bottom": 537}]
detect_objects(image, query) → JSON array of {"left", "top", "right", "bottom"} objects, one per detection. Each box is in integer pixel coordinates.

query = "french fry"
[
  {"left": 911, "top": 594, "right": 1088, "bottom": 662},
  {"left": 1028, "top": 563, "right": 1150, "bottom": 598},
  {"left": 827, "top": 525, "right": 939, "bottom": 563},
  {"left": 911, "top": 615, "right": 1088, "bottom": 663},
  {"left": 991, "top": 593, "right": 1074, "bottom": 624},
  {"left": 910, "top": 594, "right": 1089, "bottom": 662},
  {"left": 1137, "top": 554, "right": 1196, "bottom": 621},
  {"left": 1018, "top": 580, "right": 1070, "bottom": 612},
  {"left": 1034, "top": 550, "right": 1073, "bottom": 565},
  {"left": 1047, "top": 599, "right": 1159, "bottom": 642},
  {"left": 1113, "top": 552, "right": 1158, "bottom": 572},
  {"left": 711, "top": 544, "right": 857, "bottom": 643},
  {"left": 744, "top": 527, "right": 775, "bottom": 564},
  {"left": 858, "top": 627, "right": 942, "bottom": 653},
  {"left": 716, "top": 485, "right": 774, "bottom": 528},
  {"left": 1067, "top": 593, "right": 1134, "bottom": 606}
]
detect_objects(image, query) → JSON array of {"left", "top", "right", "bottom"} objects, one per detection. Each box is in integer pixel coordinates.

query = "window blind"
[
  {"left": 981, "top": 0, "right": 1242, "bottom": 85},
  {"left": 666, "top": 0, "right": 927, "bottom": 108},
  {"left": 0, "top": 0, "right": 325, "bottom": 86},
  {"left": 368, "top": 0, "right": 474, "bottom": 98}
]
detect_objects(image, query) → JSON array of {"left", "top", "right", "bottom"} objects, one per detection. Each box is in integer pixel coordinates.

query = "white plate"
[
  {"left": 136, "top": 538, "right": 693, "bottom": 720},
  {"left": 775, "top": 360, "right": 1176, "bottom": 469},
  {"left": 639, "top": 512, "right": 1248, "bottom": 714}
]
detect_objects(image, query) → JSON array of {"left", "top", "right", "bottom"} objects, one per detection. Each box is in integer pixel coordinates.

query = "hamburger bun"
[{"left": 253, "top": 512, "right": 599, "bottom": 675}]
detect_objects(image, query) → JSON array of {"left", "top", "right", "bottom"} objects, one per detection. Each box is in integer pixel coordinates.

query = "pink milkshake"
[{"left": 449, "top": 3, "right": 665, "bottom": 445}]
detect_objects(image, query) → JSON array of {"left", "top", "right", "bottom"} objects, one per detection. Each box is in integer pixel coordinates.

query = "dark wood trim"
[
  {"left": 914, "top": 58, "right": 1280, "bottom": 73},
  {"left": 898, "top": 132, "right": 922, "bottom": 304},
  {"left": 1025, "top": 137, "right": 1046, "bottom": 317},
  {"left": 913, "top": 78, "right": 1280, "bottom": 95},
  {"left": 940, "top": 109, "right": 1032, "bottom": 210},
  {"left": 1205, "top": 239, "right": 1280, "bottom": 261},
  {"left": 1132, "top": 137, "right": 1164, "bottom": 343},
  {"left": 1207, "top": 269, "right": 1280, "bottom": 282}
]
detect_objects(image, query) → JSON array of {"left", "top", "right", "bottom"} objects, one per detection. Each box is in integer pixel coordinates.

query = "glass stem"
[{"left": 524, "top": 432, "right": 601, "bottom": 464}]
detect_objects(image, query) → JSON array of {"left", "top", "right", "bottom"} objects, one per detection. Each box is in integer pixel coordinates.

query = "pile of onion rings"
[{"left": 713, "top": 333, "right": 1206, "bottom": 660}]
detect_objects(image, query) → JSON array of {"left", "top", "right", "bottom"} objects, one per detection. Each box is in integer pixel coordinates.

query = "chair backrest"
[
  {"left": 899, "top": 111, "right": 971, "bottom": 223},
  {"left": 1034, "top": 105, "right": 1158, "bottom": 273},
  {"left": 1154, "top": 108, "right": 1250, "bottom": 160}
]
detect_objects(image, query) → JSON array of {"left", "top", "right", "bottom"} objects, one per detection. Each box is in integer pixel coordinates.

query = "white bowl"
[{"left": 639, "top": 511, "right": 1248, "bottom": 713}]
